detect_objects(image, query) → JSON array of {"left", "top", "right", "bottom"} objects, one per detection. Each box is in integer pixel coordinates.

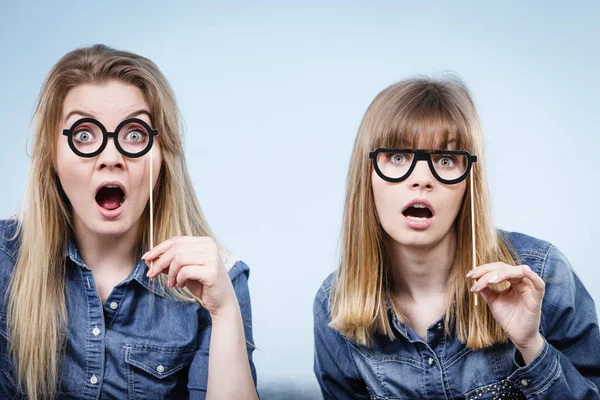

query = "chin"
[
  {"left": 389, "top": 228, "right": 444, "bottom": 249},
  {"left": 398, "top": 236, "right": 436, "bottom": 249},
  {"left": 93, "top": 222, "right": 131, "bottom": 237},
  {"left": 82, "top": 215, "right": 133, "bottom": 238}
]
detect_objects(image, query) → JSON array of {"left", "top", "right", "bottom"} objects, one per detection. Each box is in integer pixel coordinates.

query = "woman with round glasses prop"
[{"left": 0, "top": 45, "right": 258, "bottom": 400}]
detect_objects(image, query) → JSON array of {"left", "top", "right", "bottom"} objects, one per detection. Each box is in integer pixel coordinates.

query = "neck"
[
  {"left": 388, "top": 230, "right": 456, "bottom": 302},
  {"left": 72, "top": 218, "right": 141, "bottom": 274}
]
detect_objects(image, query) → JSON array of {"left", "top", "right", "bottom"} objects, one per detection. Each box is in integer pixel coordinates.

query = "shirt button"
[
  {"left": 428, "top": 357, "right": 435, "bottom": 366},
  {"left": 437, "top": 323, "right": 443, "bottom": 330},
  {"left": 92, "top": 327, "right": 100, "bottom": 336},
  {"left": 109, "top": 302, "right": 119, "bottom": 310},
  {"left": 90, "top": 375, "right": 98, "bottom": 384},
  {"left": 156, "top": 365, "right": 165, "bottom": 373},
  {"left": 521, "top": 379, "right": 529, "bottom": 387}
]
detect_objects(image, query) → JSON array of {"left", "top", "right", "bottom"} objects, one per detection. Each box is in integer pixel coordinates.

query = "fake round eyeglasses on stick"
[{"left": 62, "top": 117, "right": 159, "bottom": 159}]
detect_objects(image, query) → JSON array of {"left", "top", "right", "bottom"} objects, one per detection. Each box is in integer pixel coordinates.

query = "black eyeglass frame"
[
  {"left": 62, "top": 117, "right": 159, "bottom": 159},
  {"left": 369, "top": 148, "right": 478, "bottom": 185}
]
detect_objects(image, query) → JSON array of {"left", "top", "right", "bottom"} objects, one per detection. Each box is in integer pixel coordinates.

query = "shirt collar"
[
  {"left": 65, "top": 236, "right": 165, "bottom": 296},
  {"left": 386, "top": 297, "right": 450, "bottom": 343},
  {"left": 65, "top": 236, "right": 86, "bottom": 269},
  {"left": 386, "top": 297, "right": 409, "bottom": 338}
]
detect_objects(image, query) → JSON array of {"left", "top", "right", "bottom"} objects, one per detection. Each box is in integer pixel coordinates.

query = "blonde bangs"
[{"left": 370, "top": 81, "right": 472, "bottom": 152}]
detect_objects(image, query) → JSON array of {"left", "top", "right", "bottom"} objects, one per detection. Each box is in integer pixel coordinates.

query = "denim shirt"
[
  {"left": 314, "top": 231, "right": 600, "bottom": 399},
  {"left": 0, "top": 219, "right": 257, "bottom": 399}
]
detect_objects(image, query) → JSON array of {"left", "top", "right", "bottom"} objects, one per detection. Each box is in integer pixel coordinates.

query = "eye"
[
  {"left": 124, "top": 129, "right": 146, "bottom": 142},
  {"left": 74, "top": 129, "right": 94, "bottom": 143},
  {"left": 390, "top": 153, "right": 407, "bottom": 164},
  {"left": 437, "top": 156, "right": 455, "bottom": 167}
]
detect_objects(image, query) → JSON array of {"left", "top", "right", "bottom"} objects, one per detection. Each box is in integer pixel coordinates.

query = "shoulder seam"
[
  {"left": 537, "top": 243, "right": 555, "bottom": 280},
  {"left": 536, "top": 243, "right": 557, "bottom": 338},
  {"left": 515, "top": 240, "right": 554, "bottom": 262}
]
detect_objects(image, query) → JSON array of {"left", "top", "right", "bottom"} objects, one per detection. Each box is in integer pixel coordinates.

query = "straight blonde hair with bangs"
[
  {"left": 330, "top": 75, "right": 518, "bottom": 349},
  {"left": 8, "top": 44, "right": 214, "bottom": 399}
]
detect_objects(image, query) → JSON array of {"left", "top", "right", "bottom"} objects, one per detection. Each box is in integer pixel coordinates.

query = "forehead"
[{"left": 62, "top": 82, "right": 150, "bottom": 127}]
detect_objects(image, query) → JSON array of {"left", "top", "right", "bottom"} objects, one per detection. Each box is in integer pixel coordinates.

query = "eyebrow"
[{"left": 63, "top": 109, "right": 153, "bottom": 124}]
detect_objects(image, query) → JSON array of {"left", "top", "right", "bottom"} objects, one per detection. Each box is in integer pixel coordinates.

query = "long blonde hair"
[
  {"left": 8, "top": 44, "right": 214, "bottom": 399},
  {"left": 330, "top": 75, "right": 518, "bottom": 349}
]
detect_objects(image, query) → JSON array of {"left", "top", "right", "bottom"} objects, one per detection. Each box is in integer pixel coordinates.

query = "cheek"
[
  {"left": 148, "top": 147, "right": 162, "bottom": 187},
  {"left": 371, "top": 173, "right": 397, "bottom": 219},
  {"left": 152, "top": 148, "right": 162, "bottom": 187},
  {"left": 55, "top": 138, "right": 68, "bottom": 172},
  {"left": 440, "top": 183, "right": 467, "bottom": 221},
  {"left": 56, "top": 141, "right": 82, "bottom": 187},
  {"left": 132, "top": 151, "right": 162, "bottom": 192}
]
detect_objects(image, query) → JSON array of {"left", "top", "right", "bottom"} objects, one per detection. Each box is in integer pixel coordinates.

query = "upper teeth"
[
  {"left": 105, "top": 185, "right": 119, "bottom": 189},
  {"left": 413, "top": 203, "right": 427, "bottom": 208}
]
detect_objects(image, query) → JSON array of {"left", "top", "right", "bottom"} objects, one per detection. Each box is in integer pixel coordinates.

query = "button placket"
[
  {"left": 103, "top": 286, "right": 127, "bottom": 328},
  {"left": 76, "top": 266, "right": 106, "bottom": 397}
]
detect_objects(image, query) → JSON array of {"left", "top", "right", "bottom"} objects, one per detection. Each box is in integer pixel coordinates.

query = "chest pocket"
[
  {"left": 464, "top": 378, "right": 526, "bottom": 400},
  {"left": 124, "top": 344, "right": 196, "bottom": 400}
]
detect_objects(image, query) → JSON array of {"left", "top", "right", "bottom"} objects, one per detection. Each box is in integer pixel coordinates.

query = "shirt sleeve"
[
  {"left": 508, "top": 245, "right": 600, "bottom": 399},
  {"left": 187, "top": 261, "right": 257, "bottom": 399},
  {"left": 313, "top": 277, "right": 369, "bottom": 400}
]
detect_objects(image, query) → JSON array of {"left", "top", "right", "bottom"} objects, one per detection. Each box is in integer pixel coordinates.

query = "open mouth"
[
  {"left": 402, "top": 203, "right": 434, "bottom": 220},
  {"left": 95, "top": 185, "right": 126, "bottom": 211}
]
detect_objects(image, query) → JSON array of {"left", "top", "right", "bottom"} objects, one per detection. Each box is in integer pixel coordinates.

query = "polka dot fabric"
[{"left": 465, "top": 379, "right": 526, "bottom": 399}]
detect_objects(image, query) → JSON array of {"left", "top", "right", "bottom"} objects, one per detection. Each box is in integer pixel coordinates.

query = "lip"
[
  {"left": 95, "top": 180, "right": 127, "bottom": 219},
  {"left": 403, "top": 213, "right": 435, "bottom": 229},
  {"left": 402, "top": 198, "right": 436, "bottom": 216},
  {"left": 96, "top": 202, "right": 124, "bottom": 219},
  {"left": 95, "top": 180, "right": 128, "bottom": 198},
  {"left": 402, "top": 198, "right": 435, "bottom": 230}
]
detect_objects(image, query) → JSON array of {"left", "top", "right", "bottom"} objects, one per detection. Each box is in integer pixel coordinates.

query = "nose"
[
  {"left": 406, "top": 160, "right": 434, "bottom": 190},
  {"left": 96, "top": 138, "right": 125, "bottom": 170}
]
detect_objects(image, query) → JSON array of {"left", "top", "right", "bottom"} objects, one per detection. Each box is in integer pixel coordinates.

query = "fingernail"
[
  {"left": 167, "top": 280, "right": 173, "bottom": 288},
  {"left": 489, "top": 274, "right": 499, "bottom": 284},
  {"left": 524, "top": 265, "right": 531, "bottom": 272},
  {"left": 466, "top": 271, "right": 474, "bottom": 278},
  {"left": 470, "top": 282, "right": 478, "bottom": 292}
]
